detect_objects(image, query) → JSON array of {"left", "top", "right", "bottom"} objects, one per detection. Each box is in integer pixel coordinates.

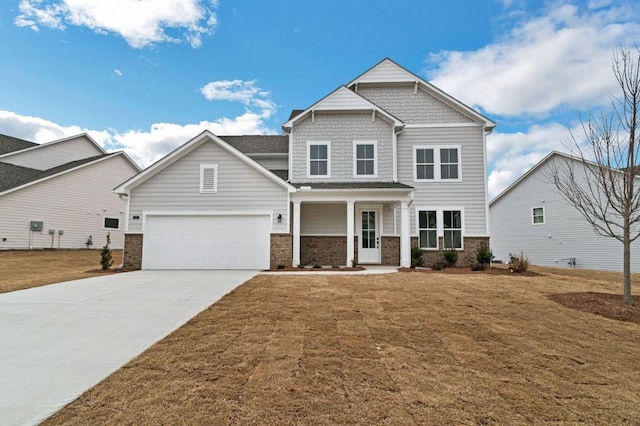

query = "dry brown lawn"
[
  {"left": 0, "top": 249, "right": 123, "bottom": 293},
  {"left": 45, "top": 268, "right": 640, "bottom": 425}
]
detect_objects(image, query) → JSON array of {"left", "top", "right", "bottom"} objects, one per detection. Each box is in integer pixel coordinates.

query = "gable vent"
[{"left": 200, "top": 164, "right": 218, "bottom": 193}]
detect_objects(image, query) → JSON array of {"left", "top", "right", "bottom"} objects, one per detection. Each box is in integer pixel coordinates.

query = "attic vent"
[{"left": 200, "top": 164, "right": 218, "bottom": 193}]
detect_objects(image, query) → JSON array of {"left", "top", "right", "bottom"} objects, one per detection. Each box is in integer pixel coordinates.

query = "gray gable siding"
[
  {"left": 290, "top": 113, "right": 393, "bottom": 183},
  {"left": 128, "top": 140, "right": 289, "bottom": 233},
  {"left": 490, "top": 159, "right": 640, "bottom": 271},
  {"left": 0, "top": 137, "right": 104, "bottom": 170},
  {"left": 397, "top": 126, "right": 488, "bottom": 236},
  {"left": 356, "top": 86, "right": 473, "bottom": 124}
]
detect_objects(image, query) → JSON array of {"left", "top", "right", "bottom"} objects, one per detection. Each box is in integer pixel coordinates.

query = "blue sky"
[{"left": 1, "top": 0, "right": 639, "bottom": 198}]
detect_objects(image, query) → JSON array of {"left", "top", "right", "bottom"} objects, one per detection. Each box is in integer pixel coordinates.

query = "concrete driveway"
[{"left": 0, "top": 270, "right": 257, "bottom": 426}]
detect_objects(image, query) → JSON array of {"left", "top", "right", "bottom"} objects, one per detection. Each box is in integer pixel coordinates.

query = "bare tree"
[{"left": 547, "top": 47, "right": 640, "bottom": 305}]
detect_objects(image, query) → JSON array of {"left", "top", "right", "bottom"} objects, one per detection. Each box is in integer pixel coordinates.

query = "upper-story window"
[
  {"left": 307, "top": 142, "right": 330, "bottom": 178},
  {"left": 200, "top": 163, "right": 218, "bottom": 193},
  {"left": 353, "top": 141, "right": 377, "bottom": 177},
  {"left": 414, "top": 145, "right": 462, "bottom": 182},
  {"left": 532, "top": 207, "right": 545, "bottom": 224}
]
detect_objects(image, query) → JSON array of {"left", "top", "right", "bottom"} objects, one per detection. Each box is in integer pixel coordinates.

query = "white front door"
[{"left": 357, "top": 207, "right": 380, "bottom": 264}]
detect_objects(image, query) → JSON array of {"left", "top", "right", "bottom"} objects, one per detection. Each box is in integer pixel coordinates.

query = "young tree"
[{"left": 548, "top": 47, "right": 640, "bottom": 305}]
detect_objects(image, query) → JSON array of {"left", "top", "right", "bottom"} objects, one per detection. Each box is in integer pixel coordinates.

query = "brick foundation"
[
  {"left": 271, "top": 233, "right": 292, "bottom": 269},
  {"left": 123, "top": 233, "right": 143, "bottom": 270},
  {"left": 411, "top": 236, "right": 490, "bottom": 268},
  {"left": 381, "top": 236, "right": 400, "bottom": 266},
  {"left": 301, "top": 236, "right": 347, "bottom": 266}
]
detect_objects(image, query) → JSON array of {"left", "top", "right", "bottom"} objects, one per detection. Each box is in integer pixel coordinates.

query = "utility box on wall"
[{"left": 30, "top": 221, "right": 43, "bottom": 232}]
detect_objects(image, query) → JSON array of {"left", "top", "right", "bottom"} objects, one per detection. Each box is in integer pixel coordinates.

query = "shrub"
[
  {"left": 431, "top": 261, "right": 446, "bottom": 271},
  {"left": 100, "top": 233, "right": 113, "bottom": 270},
  {"left": 411, "top": 247, "right": 424, "bottom": 268},
  {"left": 443, "top": 248, "right": 458, "bottom": 266},
  {"left": 476, "top": 242, "right": 493, "bottom": 265},
  {"left": 471, "top": 263, "right": 486, "bottom": 271},
  {"left": 276, "top": 264, "right": 285, "bottom": 270},
  {"left": 85, "top": 235, "right": 93, "bottom": 249},
  {"left": 509, "top": 251, "right": 529, "bottom": 273}
]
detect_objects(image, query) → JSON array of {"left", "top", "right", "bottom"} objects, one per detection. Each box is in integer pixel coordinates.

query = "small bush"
[
  {"left": 476, "top": 242, "right": 493, "bottom": 265},
  {"left": 276, "top": 264, "right": 285, "bottom": 270},
  {"left": 100, "top": 233, "right": 113, "bottom": 270},
  {"left": 509, "top": 251, "right": 529, "bottom": 273},
  {"left": 443, "top": 248, "right": 458, "bottom": 266},
  {"left": 471, "top": 263, "right": 486, "bottom": 271},
  {"left": 411, "top": 247, "right": 424, "bottom": 268},
  {"left": 431, "top": 261, "right": 446, "bottom": 271}
]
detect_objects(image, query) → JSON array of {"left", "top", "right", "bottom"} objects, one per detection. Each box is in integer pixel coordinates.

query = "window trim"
[
  {"left": 413, "top": 144, "right": 462, "bottom": 182},
  {"left": 414, "top": 207, "right": 465, "bottom": 250},
  {"left": 306, "top": 141, "right": 331, "bottom": 178},
  {"left": 200, "top": 163, "right": 218, "bottom": 193},
  {"left": 103, "top": 217, "right": 120, "bottom": 230},
  {"left": 532, "top": 206, "right": 545, "bottom": 225},
  {"left": 352, "top": 140, "right": 377, "bottom": 178}
]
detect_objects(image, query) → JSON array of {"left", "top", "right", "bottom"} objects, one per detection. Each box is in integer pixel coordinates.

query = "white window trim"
[
  {"left": 306, "top": 141, "right": 331, "bottom": 178},
  {"left": 414, "top": 207, "right": 465, "bottom": 250},
  {"left": 413, "top": 145, "right": 462, "bottom": 182},
  {"left": 200, "top": 163, "right": 218, "bottom": 193},
  {"left": 352, "top": 140, "right": 377, "bottom": 178},
  {"left": 532, "top": 206, "right": 545, "bottom": 225},
  {"left": 103, "top": 217, "right": 120, "bottom": 230}
]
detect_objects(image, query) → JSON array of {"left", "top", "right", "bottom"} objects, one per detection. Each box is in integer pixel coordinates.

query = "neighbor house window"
[
  {"left": 532, "top": 207, "right": 545, "bottom": 224},
  {"left": 418, "top": 210, "right": 438, "bottom": 249},
  {"left": 200, "top": 164, "right": 218, "bottom": 193},
  {"left": 354, "top": 141, "right": 376, "bottom": 177},
  {"left": 414, "top": 145, "right": 462, "bottom": 181},
  {"left": 104, "top": 217, "right": 120, "bottom": 229},
  {"left": 307, "top": 142, "right": 330, "bottom": 177},
  {"left": 443, "top": 210, "right": 462, "bottom": 249}
]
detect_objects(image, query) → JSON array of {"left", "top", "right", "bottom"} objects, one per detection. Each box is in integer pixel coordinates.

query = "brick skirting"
[
  {"left": 300, "top": 236, "right": 347, "bottom": 266},
  {"left": 123, "top": 233, "right": 143, "bottom": 270},
  {"left": 411, "top": 236, "right": 490, "bottom": 267},
  {"left": 271, "top": 234, "right": 292, "bottom": 269}
]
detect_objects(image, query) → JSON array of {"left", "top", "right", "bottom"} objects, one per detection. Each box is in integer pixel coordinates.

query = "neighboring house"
[
  {"left": 489, "top": 151, "right": 640, "bottom": 272},
  {"left": 115, "top": 58, "right": 496, "bottom": 270},
  {"left": 0, "top": 133, "right": 140, "bottom": 250}
]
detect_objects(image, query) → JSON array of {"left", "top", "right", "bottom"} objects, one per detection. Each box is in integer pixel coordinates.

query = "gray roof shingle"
[
  {"left": 291, "top": 182, "right": 414, "bottom": 190},
  {"left": 219, "top": 135, "right": 288, "bottom": 154},
  {"left": 0, "top": 134, "right": 38, "bottom": 155}
]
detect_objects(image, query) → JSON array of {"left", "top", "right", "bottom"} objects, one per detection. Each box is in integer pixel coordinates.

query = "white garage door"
[{"left": 142, "top": 214, "right": 271, "bottom": 270}]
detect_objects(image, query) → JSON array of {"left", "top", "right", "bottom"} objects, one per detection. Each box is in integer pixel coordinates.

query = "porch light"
[{"left": 277, "top": 213, "right": 282, "bottom": 223}]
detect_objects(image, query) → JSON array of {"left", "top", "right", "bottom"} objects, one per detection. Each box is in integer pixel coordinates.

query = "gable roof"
[
  {"left": 218, "top": 135, "right": 288, "bottom": 154},
  {"left": 0, "top": 133, "right": 106, "bottom": 164},
  {"left": 0, "top": 134, "right": 38, "bottom": 155},
  {"left": 348, "top": 58, "right": 496, "bottom": 130},
  {"left": 282, "top": 86, "right": 404, "bottom": 131},
  {"left": 0, "top": 152, "right": 138, "bottom": 196},
  {"left": 114, "top": 130, "right": 296, "bottom": 194}
]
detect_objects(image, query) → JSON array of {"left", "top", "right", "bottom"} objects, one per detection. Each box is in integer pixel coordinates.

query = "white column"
[
  {"left": 292, "top": 201, "right": 301, "bottom": 267},
  {"left": 346, "top": 201, "right": 355, "bottom": 267},
  {"left": 400, "top": 201, "right": 410, "bottom": 267}
]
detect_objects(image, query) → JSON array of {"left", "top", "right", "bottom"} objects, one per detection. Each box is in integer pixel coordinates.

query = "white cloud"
[
  {"left": 15, "top": 0, "right": 218, "bottom": 48},
  {"left": 114, "top": 69, "right": 123, "bottom": 77},
  {"left": 200, "top": 79, "right": 277, "bottom": 119},
  {"left": 0, "top": 109, "right": 276, "bottom": 169},
  {"left": 425, "top": 3, "right": 640, "bottom": 117}
]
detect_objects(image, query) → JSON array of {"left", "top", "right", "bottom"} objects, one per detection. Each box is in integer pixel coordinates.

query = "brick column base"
[
  {"left": 123, "top": 233, "right": 143, "bottom": 270},
  {"left": 271, "top": 233, "right": 292, "bottom": 269}
]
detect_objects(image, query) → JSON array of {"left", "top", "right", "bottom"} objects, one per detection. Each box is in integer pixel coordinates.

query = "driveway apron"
[{"left": 0, "top": 270, "right": 256, "bottom": 426}]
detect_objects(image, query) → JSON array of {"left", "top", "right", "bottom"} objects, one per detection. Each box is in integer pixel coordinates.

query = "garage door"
[{"left": 142, "top": 214, "right": 271, "bottom": 270}]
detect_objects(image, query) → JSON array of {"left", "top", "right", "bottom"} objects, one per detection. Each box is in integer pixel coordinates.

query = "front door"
[{"left": 358, "top": 207, "right": 380, "bottom": 264}]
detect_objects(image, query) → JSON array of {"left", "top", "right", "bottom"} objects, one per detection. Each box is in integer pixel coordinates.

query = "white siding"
[
  {"left": 382, "top": 203, "right": 396, "bottom": 235},
  {"left": 128, "top": 141, "right": 289, "bottom": 233},
  {"left": 490, "top": 159, "right": 640, "bottom": 272},
  {"left": 0, "top": 136, "right": 104, "bottom": 170},
  {"left": 312, "top": 87, "right": 376, "bottom": 110},
  {"left": 301, "top": 203, "right": 346, "bottom": 235},
  {"left": 397, "top": 127, "right": 488, "bottom": 236},
  {"left": 353, "top": 59, "right": 417, "bottom": 83},
  {"left": 0, "top": 154, "right": 136, "bottom": 249}
]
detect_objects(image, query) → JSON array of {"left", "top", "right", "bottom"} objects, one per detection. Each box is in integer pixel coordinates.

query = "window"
[
  {"left": 414, "top": 145, "right": 461, "bottom": 181},
  {"left": 416, "top": 148, "right": 434, "bottom": 180},
  {"left": 532, "top": 207, "right": 545, "bottom": 224},
  {"left": 308, "top": 142, "right": 330, "bottom": 177},
  {"left": 443, "top": 210, "right": 462, "bottom": 249},
  {"left": 200, "top": 164, "right": 218, "bottom": 193},
  {"left": 354, "top": 141, "right": 376, "bottom": 177},
  {"left": 418, "top": 210, "right": 437, "bottom": 249},
  {"left": 104, "top": 217, "right": 120, "bottom": 229}
]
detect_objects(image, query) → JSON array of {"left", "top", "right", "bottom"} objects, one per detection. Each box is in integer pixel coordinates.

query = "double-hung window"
[
  {"left": 443, "top": 210, "right": 462, "bottom": 249},
  {"left": 416, "top": 208, "right": 464, "bottom": 250},
  {"left": 532, "top": 207, "right": 545, "bottom": 224},
  {"left": 414, "top": 145, "right": 461, "bottom": 181},
  {"left": 418, "top": 210, "right": 437, "bottom": 249},
  {"left": 354, "top": 141, "right": 376, "bottom": 177},
  {"left": 308, "top": 142, "right": 330, "bottom": 177}
]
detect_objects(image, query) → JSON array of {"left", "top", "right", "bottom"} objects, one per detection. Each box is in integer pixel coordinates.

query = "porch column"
[
  {"left": 292, "top": 201, "right": 301, "bottom": 267},
  {"left": 346, "top": 200, "right": 355, "bottom": 267},
  {"left": 400, "top": 201, "right": 410, "bottom": 267}
]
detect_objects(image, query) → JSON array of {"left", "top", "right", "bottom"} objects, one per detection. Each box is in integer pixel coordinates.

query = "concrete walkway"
[
  {"left": 0, "top": 270, "right": 257, "bottom": 426},
  {"left": 260, "top": 265, "right": 399, "bottom": 275}
]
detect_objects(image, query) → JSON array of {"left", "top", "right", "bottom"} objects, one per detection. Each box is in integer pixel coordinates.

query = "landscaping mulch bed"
[{"left": 550, "top": 292, "right": 640, "bottom": 324}]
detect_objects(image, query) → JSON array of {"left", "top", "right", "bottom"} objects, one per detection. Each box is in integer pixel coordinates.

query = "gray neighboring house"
[
  {"left": 0, "top": 133, "right": 140, "bottom": 250},
  {"left": 489, "top": 151, "right": 640, "bottom": 272},
  {"left": 115, "top": 58, "right": 496, "bottom": 270}
]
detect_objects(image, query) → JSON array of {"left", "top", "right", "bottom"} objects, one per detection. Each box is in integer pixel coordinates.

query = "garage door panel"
[{"left": 142, "top": 215, "right": 271, "bottom": 270}]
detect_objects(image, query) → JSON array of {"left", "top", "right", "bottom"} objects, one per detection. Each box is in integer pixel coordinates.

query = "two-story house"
[{"left": 115, "top": 58, "right": 495, "bottom": 270}]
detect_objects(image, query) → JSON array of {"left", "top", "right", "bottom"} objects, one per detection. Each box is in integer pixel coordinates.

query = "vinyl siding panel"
[
  {"left": 397, "top": 127, "right": 488, "bottom": 236},
  {"left": 128, "top": 141, "right": 289, "bottom": 233},
  {"left": 490, "top": 160, "right": 640, "bottom": 272},
  {"left": 0, "top": 136, "right": 104, "bottom": 170},
  {"left": 0, "top": 154, "right": 136, "bottom": 249},
  {"left": 300, "top": 202, "right": 396, "bottom": 235},
  {"left": 354, "top": 61, "right": 416, "bottom": 83}
]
